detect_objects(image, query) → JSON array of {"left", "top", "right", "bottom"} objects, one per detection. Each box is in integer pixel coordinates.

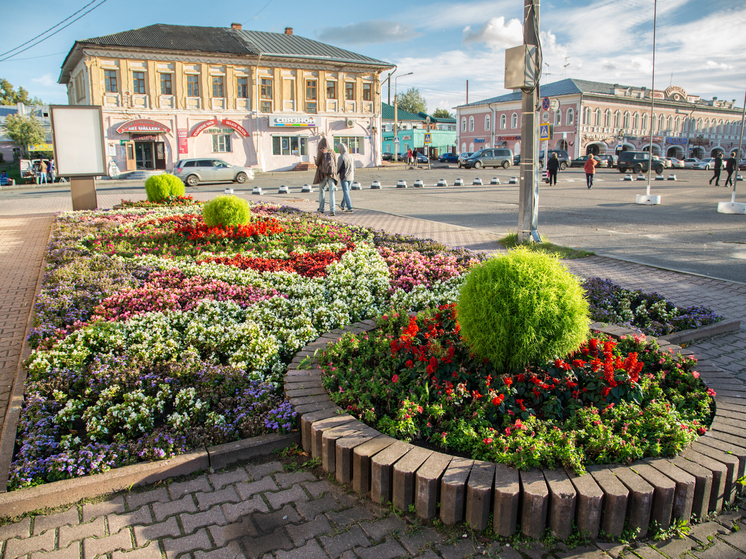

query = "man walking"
[
  {"left": 724, "top": 152, "right": 737, "bottom": 187},
  {"left": 709, "top": 153, "right": 723, "bottom": 186},
  {"left": 584, "top": 154, "right": 597, "bottom": 189},
  {"left": 313, "top": 137, "right": 338, "bottom": 216}
]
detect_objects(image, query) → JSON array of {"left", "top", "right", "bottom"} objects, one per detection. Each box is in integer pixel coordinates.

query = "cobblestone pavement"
[{"left": 1, "top": 193, "right": 745, "bottom": 558}]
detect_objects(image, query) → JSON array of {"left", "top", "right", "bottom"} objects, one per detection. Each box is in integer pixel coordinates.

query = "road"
[{"left": 2, "top": 164, "right": 744, "bottom": 284}]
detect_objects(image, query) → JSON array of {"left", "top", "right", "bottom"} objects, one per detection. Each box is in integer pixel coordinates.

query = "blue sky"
[{"left": 1, "top": 0, "right": 745, "bottom": 113}]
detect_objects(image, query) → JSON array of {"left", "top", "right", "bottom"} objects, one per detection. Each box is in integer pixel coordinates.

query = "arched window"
[
  {"left": 613, "top": 110, "right": 621, "bottom": 128},
  {"left": 623, "top": 111, "right": 631, "bottom": 129},
  {"left": 469, "top": 142, "right": 474, "bottom": 152},
  {"left": 554, "top": 110, "right": 561, "bottom": 126},
  {"left": 674, "top": 117, "right": 681, "bottom": 133},
  {"left": 641, "top": 113, "right": 648, "bottom": 133},
  {"left": 461, "top": 117, "right": 466, "bottom": 132},
  {"left": 697, "top": 118, "right": 703, "bottom": 132},
  {"left": 583, "top": 107, "right": 590, "bottom": 125},
  {"left": 632, "top": 112, "right": 639, "bottom": 130},
  {"left": 658, "top": 115, "right": 665, "bottom": 132},
  {"left": 511, "top": 113, "right": 518, "bottom": 128},
  {"left": 461, "top": 142, "right": 466, "bottom": 153},
  {"left": 604, "top": 109, "right": 611, "bottom": 127},
  {"left": 718, "top": 120, "right": 724, "bottom": 134},
  {"left": 485, "top": 115, "right": 490, "bottom": 131},
  {"left": 469, "top": 116, "right": 474, "bottom": 131},
  {"left": 594, "top": 108, "right": 601, "bottom": 126},
  {"left": 500, "top": 114, "right": 507, "bottom": 129},
  {"left": 666, "top": 116, "right": 673, "bottom": 132},
  {"left": 567, "top": 108, "right": 574, "bottom": 126}
]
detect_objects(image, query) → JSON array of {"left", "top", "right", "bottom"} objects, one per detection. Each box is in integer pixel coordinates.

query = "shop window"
[
  {"left": 326, "top": 81, "right": 336, "bottom": 99},
  {"left": 160, "top": 73, "right": 172, "bottom": 95},
  {"left": 272, "top": 136, "right": 307, "bottom": 156},
  {"left": 362, "top": 83, "right": 372, "bottom": 101},
  {"left": 187, "top": 75, "right": 200, "bottom": 97},
  {"left": 212, "top": 134, "right": 232, "bottom": 153},
  {"left": 212, "top": 76, "right": 225, "bottom": 98},
  {"left": 345, "top": 82, "right": 355, "bottom": 101},
  {"left": 104, "top": 70, "right": 118, "bottom": 93},
  {"left": 336, "top": 136, "right": 363, "bottom": 154},
  {"left": 237, "top": 77, "right": 249, "bottom": 98},
  {"left": 260, "top": 78, "right": 273, "bottom": 112},
  {"left": 132, "top": 71, "right": 146, "bottom": 94}
]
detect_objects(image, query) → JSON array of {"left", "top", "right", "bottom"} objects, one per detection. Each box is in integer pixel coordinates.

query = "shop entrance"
[{"left": 133, "top": 140, "right": 166, "bottom": 170}]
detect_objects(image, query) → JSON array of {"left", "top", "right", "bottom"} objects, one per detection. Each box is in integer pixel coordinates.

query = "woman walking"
[{"left": 584, "top": 154, "right": 597, "bottom": 189}]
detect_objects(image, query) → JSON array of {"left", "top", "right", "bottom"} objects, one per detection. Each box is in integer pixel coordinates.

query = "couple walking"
[
  {"left": 313, "top": 137, "right": 354, "bottom": 216},
  {"left": 710, "top": 153, "right": 738, "bottom": 187}
]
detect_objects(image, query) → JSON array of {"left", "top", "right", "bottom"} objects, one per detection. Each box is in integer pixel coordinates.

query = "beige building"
[{"left": 59, "top": 24, "right": 393, "bottom": 173}]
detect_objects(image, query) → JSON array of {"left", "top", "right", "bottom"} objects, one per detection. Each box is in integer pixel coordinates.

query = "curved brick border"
[{"left": 285, "top": 320, "right": 746, "bottom": 541}]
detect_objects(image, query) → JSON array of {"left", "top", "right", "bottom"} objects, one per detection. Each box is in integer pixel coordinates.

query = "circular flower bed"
[{"left": 320, "top": 305, "right": 715, "bottom": 473}]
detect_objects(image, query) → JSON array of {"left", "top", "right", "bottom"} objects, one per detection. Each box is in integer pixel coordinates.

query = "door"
[
  {"left": 212, "top": 160, "right": 232, "bottom": 181},
  {"left": 155, "top": 142, "right": 166, "bottom": 170},
  {"left": 135, "top": 142, "right": 154, "bottom": 169},
  {"left": 125, "top": 141, "right": 136, "bottom": 171}
]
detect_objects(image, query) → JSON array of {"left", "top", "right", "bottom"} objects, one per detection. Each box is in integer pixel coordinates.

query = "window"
[
  {"left": 554, "top": 111, "right": 561, "bottom": 126},
  {"left": 362, "top": 83, "right": 372, "bottom": 101},
  {"left": 104, "top": 70, "right": 118, "bottom": 93},
  {"left": 666, "top": 116, "right": 673, "bottom": 132},
  {"left": 603, "top": 109, "right": 611, "bottom": 127},
  {"left": 326, "top": 81, "right": 336, "bottom": 99},
  {"left": 484, "top": 115, "right": 490, "bottom": 131},
  {"left": 187, "top": 75, "right": 199, "bottom": 97},
  {"left": 500, "top": 114, "right": 506, "bottom": 129},
  {"left": 469, "top": 116, "right": 474, "bottom": 131},
  {"left": 212, "top": 134, "right": 232, "bottom": 152},
  {"left": 237, "top": 77, "right": 248, "bottom": 98},
  {"left": 622, "top": 111, "right": 630, "bottom": 129},
  {"left": 160, "top": 73, "right": 172, "bottom": 95},
  {"left": 641, "top": 113, "right": 648, "bottom": 133},
  {"left": 306, "top": 79, "right": 317, "bottom": 113},
  {"left": 659, "top": 115, "right": 665, "bottom": 132},
  {"left": 461, "top": 117, "right": 466, "bottom": 132},
  {"left": 594, "top": 108, "right": 601, "bottom": 126},
  {"left": 260, "top": 78, "right": 273, "bottom": 112},
  {"left": 212, "top": 76, "right": 224, "bottom": 98},
  {"left": 510, "top": 113, "right": 517, "bottom": 128},
  {"left": 75, "top": 74, "right": 85, "bottom": 101},
  {"left": 674, "top": 117, "right": 681, "bottom": 133},
  {"left": 632, "top": 112, "right": 640, "bottom": 130},
  {"left": 613, "top": 110, "right": 621, "bottom": 128},
  {"left": 336, "top": 136, "right": 364, "bottom": 154},
  {"left": 132, "top": 71, "right": 146, "bottom": 94},
  {"left": 583, "top": 107, "right": 590, "bottom": 125},
  {"left": 272, "top": 136, "right": 307, "bottom": 156},
  {"left": 345, "top": 82, "right": 355, "bottom": 101},
  {"left": 567, "top": 108, "right": 574, "bottom": 126}
]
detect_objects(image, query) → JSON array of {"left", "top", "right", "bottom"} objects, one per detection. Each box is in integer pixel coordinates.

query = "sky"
[{"left": 1, "top": 0, "right": 745, "bottom": 114}]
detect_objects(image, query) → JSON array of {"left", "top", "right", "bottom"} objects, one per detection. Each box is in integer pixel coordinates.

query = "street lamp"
[
  {"left": 636, "top": 0, "right": 661, "bottom": 205},
  {"left": 394, "top": 72, "right": 413, "bottom": 159}
]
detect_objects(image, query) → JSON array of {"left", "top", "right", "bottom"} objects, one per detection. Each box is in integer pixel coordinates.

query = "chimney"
[
  {"left": 285, "top": 27, "right": 293, "bottom": 35},
  {"left": 231, "top": 23, "right": 242, "bottom": 30}
]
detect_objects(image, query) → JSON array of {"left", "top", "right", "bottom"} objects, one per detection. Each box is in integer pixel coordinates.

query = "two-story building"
[
  {"left": 456, "top": 78, "right": 743, "bottom": 160},
  {"left": 380, "top": 103, "right": 457, "bottom": 157},
  {"left": 59, "top": 24, "right": 393, "bottom": 173}
]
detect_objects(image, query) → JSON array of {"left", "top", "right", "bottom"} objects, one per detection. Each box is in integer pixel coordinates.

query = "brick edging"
[{"left": 286, "top": 320, "right": 745, "bottom": 541}]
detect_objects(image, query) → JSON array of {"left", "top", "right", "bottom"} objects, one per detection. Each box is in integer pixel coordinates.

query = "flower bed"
[{"left": 11, "top": 203, "right": 721, "bottom": 491}]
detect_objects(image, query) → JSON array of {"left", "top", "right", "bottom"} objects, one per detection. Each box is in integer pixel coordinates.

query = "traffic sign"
[
  {"left": 541, "top": 110, "right": 550, "bottom": 123},
  {"left": 542, "top": 97, "right": 550, "bottom": 110},
  {"left": 539, "top": 124, "right": 551, "bottom": 140},
  {"left": 424, "top": 133, "right": 432, "bottom": 144}
]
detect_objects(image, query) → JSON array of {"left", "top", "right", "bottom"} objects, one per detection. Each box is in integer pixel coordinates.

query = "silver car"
[{"left": 173, "top": 159, "right": 254, "bottom": 186}]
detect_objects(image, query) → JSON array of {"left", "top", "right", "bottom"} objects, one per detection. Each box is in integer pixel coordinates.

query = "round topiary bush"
[
  {"left": 457, "top": 246, "right": 589, "bottom": 372},
  {"left": 202, "top": 195, "right": 251, "bottom": 227},
  {"left": 144, "top": 173, "right": 186, "bottom": 202}
]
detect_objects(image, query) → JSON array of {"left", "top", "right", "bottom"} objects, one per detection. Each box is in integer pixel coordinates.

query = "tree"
[
  {"left": 397, "top": 87, "right": 427, "bottom": 115},
  {"left": 0, "top": 79, "right": 44, "bottom": 106},
  {"left": 432, "top": 108, "right": 453, "bottom": 119},
  {"left": 2, "top": 114, "right": 45, "bottom": 158}
]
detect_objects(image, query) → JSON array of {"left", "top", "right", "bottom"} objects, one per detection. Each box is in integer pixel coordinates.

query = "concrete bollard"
[
  {"left": 454, "top": 178, "right": 464, "bottom": 186},
  {"left": 637, "top": 174, "right": 646, "bottom": 180},
  {"left": 490, "top": 177, "right": 500, "bottom": 185},
  {"left": 278, "top": 185, "right": 289, "bottom": 193},
  {"left": 437, "top": 178, "right": 448, "bottom": 187},
  {"left": 396, "top": 180, "right": 407, "bottom": 188},
  {"left": 252, "top": 186, "right": 262, "bottom": 195},
  {"left": 301, "top": 184, "right": 313, "bottom": 192},
  {"left": 623, "top": 174, "right": 633, "bottom": 181},
  {"left": 655, "top": 174, "right": 664, "bottom": 180},
  {"left": 371, "top": 180, "right": 381, "bottom": 189},
  {"left": 351, "top": 181, "right": 362, "bottom": 190},
  {"left": 224, "top": 187, "right": 234, "bottom": 194},
  {"left": 413, "top": 179, "right": 424, "bottom": 188},
  {"left": 668, "top": 174, "right": 677, "bottom": 180},
  {"left": 473, "top": 178, "right": 483, "bottom": 185},
  {"left": 508, "top": 177, "right": 518, "bottom": 185}
]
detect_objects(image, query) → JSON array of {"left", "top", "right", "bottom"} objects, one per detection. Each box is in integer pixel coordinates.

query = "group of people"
[
  {"left": 546, "top": 152, "right": 598, "bottom": 189},
  {"left": 313, "top": 138, "right": 355, "bottom": 216},
  {"left": 709, "top": 152, "right": 739, "bottom": 187}
]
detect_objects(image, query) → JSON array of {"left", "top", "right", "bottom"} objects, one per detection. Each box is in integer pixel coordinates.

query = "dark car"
[
  {"left": 457, "top": 152, "right": 473, "bottom": 168},
  {"left": 539, "top": 149, "right": 570, "bottom": 170},
  {"left": 595, "top": 154, "right": 617, "bottom": 168},
  {"left": 382, "top": 152, "right": 395, "bottom": 161},
  {"left": 438, "top": 152, "right": 460, "bottom": 163},
  {"left": 414, "top": 152, "right": 428, "bottom": 164},
  {"left": 617, "top": 151, "right": 664, "bottom": 174},
  {"left": 513, "top": 154, "right": 520, "bottom": 165},
  {"left": 570, "top": 155, "right": 591, "bottom": 168}
]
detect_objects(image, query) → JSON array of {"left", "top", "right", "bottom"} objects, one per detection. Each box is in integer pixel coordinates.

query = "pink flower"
[
  {"left": 707, "top": 388, "right": 716, "bottom": 397},
  {"left": 692, "top": 371, "right": 700, "bottom": 379},
  {"left": 483, "top": 438, "right": 493, "bottom": 445}
]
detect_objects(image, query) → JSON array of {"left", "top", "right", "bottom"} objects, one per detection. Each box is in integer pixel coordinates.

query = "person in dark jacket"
[
  {"left": 709, "top": 153, "right": 723, "bottom": 186},
  {"left": 724, "top": 152, "right": 737, "bottom": 187},
  {"left": 313, "top": 137, "right": 338, "bottom": 216},
  {"left": 546, "top": 152, "right": 560, "bottom": 186},
  {"left": 336, "top": 143, "right": 354, "bottom": 212}
]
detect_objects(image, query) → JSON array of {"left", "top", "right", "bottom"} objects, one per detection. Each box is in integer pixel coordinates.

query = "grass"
[{"left": 499, "top": 232, "right": 595, "bottom": 259}]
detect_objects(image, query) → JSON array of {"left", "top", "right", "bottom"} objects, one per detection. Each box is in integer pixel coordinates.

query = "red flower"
[
  {"left": 483, "top": 437, "right": 493, "bottom": 445},
  {"left": 392, "top": 374, "right": 399, "bottom": 383}
]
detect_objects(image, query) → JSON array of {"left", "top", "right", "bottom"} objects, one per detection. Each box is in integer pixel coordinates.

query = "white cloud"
[
  {"left": 31, "top": 74, "right": 58, "bottom": 88},
  {"left": 414, "top": 0, "right": 519, "bottom": 31},
  {"left": 316, "top": 20, "right": 419, "bottom": 45},
  {"left": 705, "top": 61, "right": 734, "bottom": 71},
  {"left": 462, "top": 16, "right": 523, "bottom": 50}
]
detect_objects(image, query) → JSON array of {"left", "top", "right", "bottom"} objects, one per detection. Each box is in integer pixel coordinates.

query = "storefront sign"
[
  {"left": 401, "top": 135, "right": 412, "bottom": 141},
  {"left": 205, "top": 128, "right": 234, "bottom": 134},
  {"left": 177, "top": 129, "right": 188, "bottom": 154},
  {"left": 28, "top": 143, "right": 54, "bottom": 152},
  {"left": 131, "top": 134, "right": 159, "bottom": 141},
  {"left": 189, "top": 119, "right": 218, "bottom": 138},
  {"left": 222, "top": 119, "right": 249, "bottom": 137},
  {"left": 269, "top": 115, "right": 317, "bottom": 127},
  {"left": 474, "top": 138, "right": 486, "bottom": 144},
  {"left": 116, "top": 119, "right": 170, "bottom": 134},
  {"left": 496, "top": 135, "right": 521, "bottom": 141},
  {"left": 666, "top": 137, "right": 687, "bottom": 145}
]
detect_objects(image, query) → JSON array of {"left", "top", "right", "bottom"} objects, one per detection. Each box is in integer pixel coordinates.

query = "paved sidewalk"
[{"left": 1, "top": 195, "right": 745, "bottom": 559}]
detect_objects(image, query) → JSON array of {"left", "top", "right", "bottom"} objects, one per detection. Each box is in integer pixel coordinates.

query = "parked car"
[
  {"left": 458, "top": 152, "right": 473, "bottom": 167},
  {"left": 538, "top": 149, "right": 571, "bottom": 170},
  {"left": 438, "top": 152, "right": 460, "bottom": 164},
  {"left": 683, "top": 158, "right": 702, "bottom": 169},
  {"left": 381, "top": 152, "right": 396, "bottom": 161},
  {"left": 739, "top": 159, "right": 746, "bottom": 171},
  {"left": 595, "top": 154, "right": 617, "bottom": 168},
  {"left": 617, "top": 151, "right": 665, "bottom": 174},
  {"left": 666, "top": 157, "right": 685, "bottom": 169},
  {"left": 461, "top": 148, "right": 513, "bottom": 169},
  {"left": 571, "top": 155, "right": 591, "bottom": 168},
  {"left": 414, "top": 152, "right": 429, "bottom": 164},
  {"left": 513, "top": 154, "right": 520, "bottom": 165},
  {"left": 173, "top": 159, "right": 254, "bottom": 186},
  {"left": 695, "top": 158, "right": 718, "bottom": 170}
]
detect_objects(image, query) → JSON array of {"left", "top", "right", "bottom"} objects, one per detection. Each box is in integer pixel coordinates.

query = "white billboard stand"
[{"left": 50, "top": 105, "right": 106, "bottom": 211}]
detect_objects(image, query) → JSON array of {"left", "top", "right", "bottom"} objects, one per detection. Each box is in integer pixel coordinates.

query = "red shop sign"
[
  {"left": 116, "top": 119, "right": 171, "bottom": 134},
  {"left": 221, "top": 119, "right": 249, "bottom": 137},
  {"left": 189, "top": 118, "right": 218, "bottom": 138}
]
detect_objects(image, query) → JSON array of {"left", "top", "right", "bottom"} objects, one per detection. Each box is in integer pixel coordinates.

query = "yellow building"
[{"left": 59, "top": 24, "right": 393, "bottom": 173}]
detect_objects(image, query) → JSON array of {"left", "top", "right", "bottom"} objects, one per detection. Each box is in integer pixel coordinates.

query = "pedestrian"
[
  {"left": 724, "top": 152, "right": 737, "bottom": 187},
  {"left": 546, "top": 152, "right": 560, "bottom": 186},
  {"left": 47, "top": 159, "right": 55, "bottom": 183},
  {"left": 584, "top": 153, "right": 597, "bottom": 189},
  {"left": 38, "top": 160, "right": 48, "bottom": 184},
  {"left": 407, "top": 148, "right": 413, "bottom": 166},
  {"left": 709, "top": 153, "right": 723, "bottom": 186},
  {"left": 313, "top": 137, "right": 338, "bottom": 216},
  {"left": 337, "top": 142, "right": 354, "bottom": 213}
]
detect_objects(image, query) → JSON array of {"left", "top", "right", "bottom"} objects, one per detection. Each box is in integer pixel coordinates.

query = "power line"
[
  {"left": 0, "top": 0, "right": 109, "bottom": 63},
  {"left": 242, "top": 0, "right": 276, "bottom": 24},
  {"left": 3, "top": 51, "right": 68, "bottom": 62}
]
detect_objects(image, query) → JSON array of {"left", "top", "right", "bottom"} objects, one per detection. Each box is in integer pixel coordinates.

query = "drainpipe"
[{"left": 488, "top": 102, "right": 497, "bottom": 148}]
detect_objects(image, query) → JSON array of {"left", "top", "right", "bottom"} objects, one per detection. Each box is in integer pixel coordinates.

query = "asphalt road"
[{"left": 3, "top": 163, "right": 744, "bottom": 284}]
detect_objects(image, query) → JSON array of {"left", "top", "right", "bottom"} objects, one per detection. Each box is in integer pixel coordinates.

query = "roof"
[
  {"left": 456, "top": 78, "right": 632, "bottom": 108},
  {"left": 60, "top": 24, "right": 392, "bottom": 83},
  {"left": 381, "top": 103, "right": 427, "bottom": 122}
]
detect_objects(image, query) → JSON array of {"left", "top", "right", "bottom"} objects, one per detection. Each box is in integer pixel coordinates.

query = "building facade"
[
  {"left": 59, "top": 24, "right": 393, "bottom": 174},
  {"left": 456, "top": 78, "right": 744, "bottom": 160},
  {"left": 380, "top": 103, "right": 457, "bottom": 157}
]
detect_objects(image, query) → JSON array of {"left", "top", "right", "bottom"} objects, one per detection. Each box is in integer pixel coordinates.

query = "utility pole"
[{"left": 518, "top": 0, "right": 540, "bottom": 243}]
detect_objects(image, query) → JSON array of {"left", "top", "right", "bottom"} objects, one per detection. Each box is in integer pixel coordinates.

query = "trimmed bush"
[
  {"left": 202, "top": 195, "right": 251, "bottom": 227},
  {"left": 144, "top": 173, "right": 186, "bottom": 202},
  {"left": 457, "top": 247, "right": 589, "bottom": 372}
]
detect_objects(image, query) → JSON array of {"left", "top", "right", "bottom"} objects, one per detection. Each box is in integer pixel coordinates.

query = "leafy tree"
[
  {"left": 397, "top": 87, "right": 427, "bottom": 115},
  {"left": 0, "top": 79, "right": 43, "bottom": 106},
  {"left": 432, "top": 108, "right": 453, "bottom": 119},
  {"left": 2, "top": 114, "right": 45, "bottom": 158}
]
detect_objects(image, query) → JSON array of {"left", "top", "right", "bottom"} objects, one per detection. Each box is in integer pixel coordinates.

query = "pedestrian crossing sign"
[
  {"left": 424, "top": 133, "right": 432, "bottom": 144},
  {"left": 539, "top": 124, "right": 551, "bottom": 140}
]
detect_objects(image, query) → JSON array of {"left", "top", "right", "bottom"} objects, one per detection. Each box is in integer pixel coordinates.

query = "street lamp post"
[
  {"left": 636, "top": 0, "right": 661, "bottom": 205},
  {"left": 394, "top": 72, "right": 413, "bottom": 162}
]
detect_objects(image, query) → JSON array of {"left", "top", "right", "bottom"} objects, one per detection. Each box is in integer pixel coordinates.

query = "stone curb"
[
  {"left": 286, "top": 319, "right": 745, "bottom": 542},
  {"left": 658, "top": 318, "right": 742, "bottom": 346},
  {"left": 0, "top": 432, "right": 298, "bottom": 519}
]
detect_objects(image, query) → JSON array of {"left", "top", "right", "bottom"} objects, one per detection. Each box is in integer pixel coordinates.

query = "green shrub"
[
  {"left": 457, "top": 246, "right": 589, "bottom": 372},
  {"left": 202, "top": 195, "right": 251, "bottom": 227},
  {"left": 144, "top": 173, "right": 185, "bottom": 202}
]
